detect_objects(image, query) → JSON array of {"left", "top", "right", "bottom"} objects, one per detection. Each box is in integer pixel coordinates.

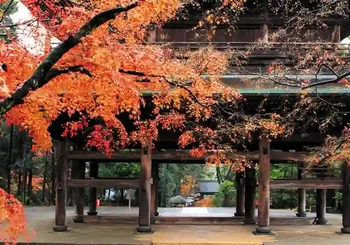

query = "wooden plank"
[
  {"left": 67, "top": 150, "right": 307, "bottom": 162},
  {"left": 67, "top": 179, "right": 139, "bottom": 188},
  {"left": 270, "top": 179, "right": 342, "bottom": 189},
  {"left": 256, "top": 138, "right": 271, "bottom": 233}
]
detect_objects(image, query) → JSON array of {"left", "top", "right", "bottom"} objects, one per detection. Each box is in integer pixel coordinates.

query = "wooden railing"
[
  {"left": 67, "top": 178, "right": 139, "bottom": 188},
  {"left": 150, "top": 41, "right": 345, "bottom": 51}
]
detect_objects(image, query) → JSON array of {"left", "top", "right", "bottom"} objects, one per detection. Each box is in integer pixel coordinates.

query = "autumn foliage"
[
  {"left": 195, "top": 197, "right": 213, "bottom": 207},
  {"left": 0, "top": 188, "right": 34, "bottom": 245},
  {"left": 0, "top": 0, "right": 349, "bottom": 241}
]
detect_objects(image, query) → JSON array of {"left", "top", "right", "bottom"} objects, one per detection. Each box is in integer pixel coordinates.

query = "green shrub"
[{"left": 212, "top": 180, "right": 236, "bottom": 207}]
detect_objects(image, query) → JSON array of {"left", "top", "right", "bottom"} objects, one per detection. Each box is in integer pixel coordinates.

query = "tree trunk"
[
  {"left": 7, "top": 124, "right": 14, "bottom": 193},
  {"left": 27, "top": 167, "right": 33, "bottom": 205},
  {"left": 17, "top": 171, "right": 22, "bottom": 198},
  {"left": 23, "top": 171, "right": 27, "bottom": 204}
]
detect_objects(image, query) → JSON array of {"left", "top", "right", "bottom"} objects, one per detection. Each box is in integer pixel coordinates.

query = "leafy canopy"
[{"left": 0, "top": 0, "right": 245, "bottom": 153}]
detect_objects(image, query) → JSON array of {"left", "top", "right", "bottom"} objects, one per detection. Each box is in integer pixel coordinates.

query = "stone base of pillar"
[
  {"left": 137, "top": 226, "right": 153, "bottom": 233},
  {"left": 72, "top": 216, "right": 84, "bottom": 223},
  {"left": 296, "top": 212, "right": 307, "bottom": 217},
  {"left": 253, "top": 226, "right": 273, "bottom": 235},
  {"left": 53, "top": 225, "right": 67, "bottom": 232},
  {"left": 243, "top": 218, "right": 256, "bottom": 225},
  {"left": 315, "top": 217, "right": 328, "bottom": 225},
  {"left": 87, "top": 211, "right": 98, "bottom": 216},
  {"left": 234, "top": 211, "right": 245, "bottom": 217},
  {"left": 341, "top": 227, "right": 350, "bottom": 234}
]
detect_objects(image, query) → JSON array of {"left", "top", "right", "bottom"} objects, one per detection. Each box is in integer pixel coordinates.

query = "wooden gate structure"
[{"left": 51, "top": 0, "right": 350, "bottom": 235}]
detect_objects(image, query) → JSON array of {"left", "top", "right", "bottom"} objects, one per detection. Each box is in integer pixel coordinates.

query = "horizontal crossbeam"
[
  {"left": 67, "top": 149, "right": 308, "bottom": 163},
  {"left": 270, "top": 179, "right": 342, "bottom": 189}
]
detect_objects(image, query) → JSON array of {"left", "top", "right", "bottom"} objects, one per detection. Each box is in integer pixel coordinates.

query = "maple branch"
[
  {"left": 118, "top": 68, "right": 235, "bottom": 115},
  {"left": 0, "top": 1, "right": 139, "bottom": 117},
  {"left": 46, "top": 66, "right": 93, "bottom": 80},
  {"left": 302, "top": 64, "right": 350, "bottom": 89}
]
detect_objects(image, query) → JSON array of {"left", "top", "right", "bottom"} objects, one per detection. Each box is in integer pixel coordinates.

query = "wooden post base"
[
  {"left": 87, "top": 211, "right": 98, "bottom": 216},
  {"left": 341, "top": 227, "right": 350, "bottom": 234},
  {"left": 73, "top": 216, "right": 84, "bottom": 223},
  {"left": 243, "top": 218, "right": 256, "bottom": 225},
  {"left": 137, "top": 226, "right": 152, "bottom": 233},
  {"left": 234, "top": 211, "right": 245, "bottom": 217},
  {"left": 255, "top": 226, "right": 271, "bottom": 234},
  {"left": 53, "top": 225, "right": 67, "bottom": 232},
  {"left": 296, "top": 212, "right": 307, "bottom": 217},
  {"left": 315, "top": 217, "right": 328, "bottom": 225},
  {"left": 150, "top": 216, "right": 157, "bottom": 224}
]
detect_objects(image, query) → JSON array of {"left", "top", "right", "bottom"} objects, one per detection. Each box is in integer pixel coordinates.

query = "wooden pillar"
[
  {"left": 261, "top": 24, "right": 268, "bottom": 43},
  {"left": 342, "top": 162, "right": 350, "bottom": 233},
  {"left": 315, "top": 189, "right": 327, "bottom": 225},
  {"left": 151, "top": 162, "right": 159, "bottom": 224},
  {"left": 88, "top": 161, "right": 98, "bottom": 215},
  {"left": 255, "top": 138, "right": 271, "bottom": 234},
  {"left": 73, "top": 160, "right": 85, "bottom": 222},
  {"left": 137, "top": 142, "right": 152, "bottom": 233},
  {"left": 53, "top": 140, "right": 68, "bottom": 232},
  {"left": 235, "top": 172, "right": 245, "bottom": 217},
  {"left": 244, "top": 166, "right": 256, "bottom": 224},
  {"left": 332, "top": 25, "right": 341, "bottom": 43},
  {"left": 296, "top": 167, "right": 307, "bottom": 217}
]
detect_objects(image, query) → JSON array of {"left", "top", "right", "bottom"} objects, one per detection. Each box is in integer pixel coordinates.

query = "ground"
[{"left": 10, "top": 206, "right": 350, "bottom": 245}]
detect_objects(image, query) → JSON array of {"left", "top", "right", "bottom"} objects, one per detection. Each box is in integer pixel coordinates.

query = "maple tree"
[
  {"left": 0, "top": 0, "right": 248, "bottom": 243},
  {"left": 0, "top": 0, "right": 349, "bottom": 242}
]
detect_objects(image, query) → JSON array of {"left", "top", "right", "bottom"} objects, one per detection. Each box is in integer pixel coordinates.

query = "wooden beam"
[
  {"left": 341, "top": 162, "right": 350, "bottom": 233},
  {"left": 67, "top": 179, "right": 139, "bottom": 188},
  {"left": 137, "top": 142, "right": 152, "bottom": 233},
  {"left": 316, "top": 189, "right": 327, "bottom": 224},
  {"left": 270, "top": 179, "right": 342, "bottom": 189},
  {"left": 67, "top": 150, "right": 307, "bottom": 162},
  {"left": 73, "top": 160, "right": 85, "bottom": 223},
  {"left": 234, "top": 172, "right": 245, "bottom": 217},
  {"left": 296, "top": 168, "right": 307, "bottom": 217},
  {"left": 244, "top": 167, "right": 256, "bottom": 224},
  {"left": 53, "top": 140, "right": 68, "bottom": 232},
  {"left": 151, "top": 162, "right": 159, "bottom": 222},
  {"left": 256, "top": 138, "right": 271, "bottom": 234},
  {"left": 87, "top": 161, "right": 98, "bottom": 216}
]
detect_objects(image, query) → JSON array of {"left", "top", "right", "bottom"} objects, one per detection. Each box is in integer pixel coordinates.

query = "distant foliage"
[
  {"left": 212, "top": 180, "right": 236, "bottom": 207},
  {"left": 195, "top": 197, "right": 213, "bottom": 207}
]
